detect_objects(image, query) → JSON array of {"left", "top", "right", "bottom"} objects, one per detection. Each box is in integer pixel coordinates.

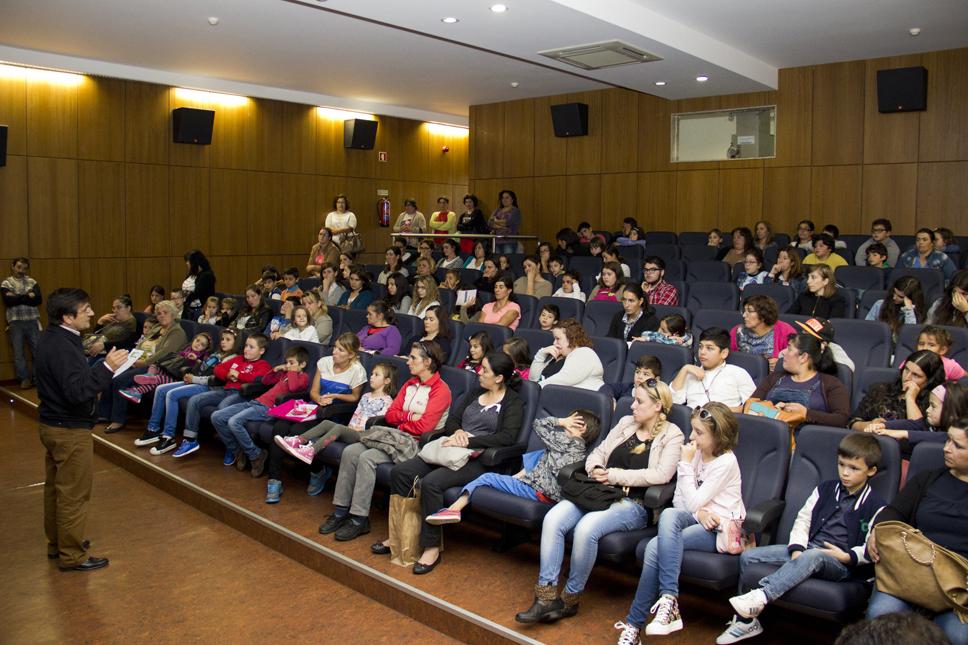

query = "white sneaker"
[
  {"left": 614, "top": 621, "right": 641, "bottom": 645},
  {"left": 729, "top": 589, "right": 768, "bottom": 619},
  {"left": 716, "top": 616, "right": 763, "bottom": 644},
  {"left": 644, "top": 594, "right": 683, "bottom": 636}
]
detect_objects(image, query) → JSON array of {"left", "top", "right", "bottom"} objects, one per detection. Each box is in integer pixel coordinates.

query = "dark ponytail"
[
  {"left": 789, "top": 332, "right": 836, "bottom": 375},
  {"left": 484, "top": 350, "right": 521, "bottom": 390}
]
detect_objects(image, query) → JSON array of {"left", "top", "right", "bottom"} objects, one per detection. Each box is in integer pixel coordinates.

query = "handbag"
[
  {"left": 560, "top": 470, "right": 625, "bottom": 512},
  {"left": 716, "top": 517, "right": 757, "bottom": 554},
  {"left": 266, "top": 399, "right": 318, "bottom": 422},
  {"left": 388, "top": 477, "right": 442, "bottom": 567},
  {"left": 874, "top": 520, "right": 968, "bottom": 622},
  {"left": 418, "top": 433, "right": 477, "bottom": 471},
  {"left": 340, "top": 230, "right": 364, "bottom": 255}
]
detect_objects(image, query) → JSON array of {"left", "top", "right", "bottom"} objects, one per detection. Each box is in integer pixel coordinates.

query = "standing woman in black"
[
  {"left": 182, "top": 249, "right": 216, "bottom": 321},
  {"left": 456, "top": 193, "right": 488, "bottom": 255}
]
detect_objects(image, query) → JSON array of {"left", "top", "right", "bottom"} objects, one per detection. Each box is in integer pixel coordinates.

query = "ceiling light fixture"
[
  {"left": 316, "top": 106, "right": 376, "bottom": 121},
  {"left": 441, "top": 17, "right": 459, "bottom": 23},
  {"left": 175, "top": 87, "right": 247, "bottom": 107},
  {"left": 654, "top": 81, "right": 666, "bottom": 86},
  {"left": 426, "top": 122, "right": 469, "bottom": 136},
  {"left": 490, "top": 4, "right": 508, "bottom": 13},
  {"left": 909, "top": 27, "right": 921, "bottom": 36},
  {"left": 207, "top": 16, "right": 219, "bottom": 26},
  {"left": 696, "top": 75, "right": 709, "bottom": 82},
  {"left": 510, "top": 81, "right": 519, "bottom": 88},
  {"left": 0, "top": 63, "right": 84, "bottom": 86}
]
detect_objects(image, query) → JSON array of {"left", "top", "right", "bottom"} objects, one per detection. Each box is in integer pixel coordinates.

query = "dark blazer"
[
  {"left": 788, "top": 290, "right": 847, "bottom": 319},
  {"left": 35, "top": 325, "right": 115, "bottom": 429},
  {"left": 438, "top": 386, "right": 524, "bottom": 450},
  {"left": 607, "top": 309, "right": 659, "bottom": 342}
]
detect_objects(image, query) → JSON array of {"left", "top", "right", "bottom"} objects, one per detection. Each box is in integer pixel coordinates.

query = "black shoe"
[
  {"left": 412, "top": 553, "right": 441, "bottom": 575},
  {"left": 334, "top": 517, "right": 370, "bottom": 541},
  {"left": 318, "top": 514, "right": 350, "bottom": 535},
  {"left": 515, "top": 598, "right": 564, "bottom": 624},
  {"left": 150, "top": 436, "right": 177, "bottom": 455},
  {"left": 370, "top": 542, "right": 391, "bottom": 555},
  {"left": 48, "top": 539, "right": 90, "bottom": 559},
  {"left": 134, "top": 430, "right": 161, "bottom": 446},
  {"left": 59, "top": 556, "right": 109, "bottom": 572},
  {"left": 103, "top": 424, "right": 126, "bottom": 434}
]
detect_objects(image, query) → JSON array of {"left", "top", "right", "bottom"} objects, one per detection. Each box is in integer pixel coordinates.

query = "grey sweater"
[{"left": 519, "top": 417, "right": 588, "bottom": 500}]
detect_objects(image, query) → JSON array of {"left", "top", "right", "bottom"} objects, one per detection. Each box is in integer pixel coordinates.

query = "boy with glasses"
[
  {"left": 855, "top": 219, "right": 900, "bottom": 267},
  {"left": 641, "top": 256, "right": 679, "bottom": 306}
]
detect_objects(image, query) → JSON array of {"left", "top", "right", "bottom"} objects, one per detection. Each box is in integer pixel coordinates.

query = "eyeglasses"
[
  {"left": 871, "top": 228, "right": 887, "bottom": 233},
  {"left": 643, "top": 267, "right": 661, "bottom": 273}
]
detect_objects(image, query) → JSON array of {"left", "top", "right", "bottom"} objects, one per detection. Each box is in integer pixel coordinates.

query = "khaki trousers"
[{"left": 38, "top": 423, "right": 93, "bottom": 566}]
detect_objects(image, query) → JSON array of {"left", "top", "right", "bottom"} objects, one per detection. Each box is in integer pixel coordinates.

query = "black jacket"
[
  {"left": 788, "top": 291, "right": 847, "bottom": 319},
  {"left": 185, "top": 269, "right": 216, "bottom": 309},
  {"left": 35, "top": 325, "right": 115, "bottom": 429},
  {"left": 607, "top": 309, "right": 659, "bottom": 342},
  {"left": 437, "top": 386, "right": 524, "bottom": 450}
]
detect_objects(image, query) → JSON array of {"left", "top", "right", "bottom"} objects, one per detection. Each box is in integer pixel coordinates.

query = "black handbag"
[{"left": 560, "top": 470, "right": 625, "bottom": 512}]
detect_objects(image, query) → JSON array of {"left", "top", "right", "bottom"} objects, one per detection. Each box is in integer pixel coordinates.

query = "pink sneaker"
[
  {"left": 293, "top": 444, "right": 315, "bottom": 465},
  {"left": 134, "top": 374, "right": 162, "bottom": 386},
  {"left": 425, "top": 508, "right": 461, "bottom": 525},
  {"left": 274, "top": 435, "right": 304, "bottom": 456},
  {"left": 119, "top": 388, "right": 142, "bottom": 404}
]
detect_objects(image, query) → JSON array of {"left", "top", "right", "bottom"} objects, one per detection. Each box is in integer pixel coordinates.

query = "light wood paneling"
[
  {"left": 637, "top": 94, "right": 673, "bottom": 172},
  {"left": 0, "top": 74, "right": 27, "bottom": 156},
  {"left": 247, "top": 172, "right": 284, "bottom": 255},
  {"left": 863, "top": 55, "right": 922, "bottom": 164},
  {"left": 763, "top": 166, "right": 812, "bottom": 235},
  {"left": 810, "top": 165, "right": 862, "bottom": 232},
  {"left": 916, "top": 161, "right": 968, "bottom": 231},
  {"left": 78, "top": 76, "right": 125, "bottom": 162},
  {"left": 449, "top": 131, "right": 469, "bottom": 186},
  {"left": 126, "top": 257, "right": 171, "bottom": 305},
  {"left": 27, "top": 79, "right": 78, "bottom": 158},
  {"left": 31, "top": 259, "right": 81, "bottom": 318},
  {"left": 601, "top": 89, "right": 639, "bottom": 173},
  {"left": 719, "top": 168, "right": 764, "bottom": 230},
  {"left": 124, "top": 81, "right": 169, "bottom": 165},
  {"left": 919, "top": 48, "right": 968, "bottom": 162},
  {"left": 280, "top": 102, "right": 316, "bottom": 174},
  {"left": 767, "top": 67, "right": 813, "bottom": 167},
  {"left": 533, "top": 96, "right": 567, "bottom": 177},
  {"left": 675, "top": 170, "right": 719, "bottom": 231},
  {"left": 636, "top": 172, "right": 677, "bottom": 232},
  {"left": 125, "top": 163, "right": 169, "bottom": 257},
  {"left": 210, "top": 169, "right": 250, "bottom": 257},
  {"left": 812, "top": 61, "right": 865, "bottom": 165},
  {"left": 502, "top": 99, "right": 534, "bottom": 178},
  {"left": 565, "top": 91, "right": 602, "bottom": 175},
  {"left": 565, "top": 175, "right": 602, "bottom": 230},
  {"left": 80, "top": 258, "right": 127, "bottom": 316},
  {"left": 861, "top": 163, "right": 918, "bottom": 233},
  {"left": 281, "top": 173, "right": 317, "bottom": 255},
  {"left": 532, "top": 176, "right": 567, "bottom": 237},
  {"left": 28, "top": 157, "right": 78, "bottom": 258},
  {"left": 256, "top": 98, "right": 284, "bottom": 173},
  {"left": 0, "top": 156, "right": 29, "bottom": 258},
  {"left": 601, "top": 173, "right": 639, "bottom": 224},
  {"left": 169, "top": 165, "right": 211, "bottom": 255},
  {"left": 472, "top": 102, "right": 505, "bottom": 180},
  {"left": 78, "top": 160, "right": 124, "bottom": 257}
]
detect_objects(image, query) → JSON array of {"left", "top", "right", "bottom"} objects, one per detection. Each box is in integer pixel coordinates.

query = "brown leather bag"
[{"left": 874, "top": 520, "right": 968, "bottom": 622}]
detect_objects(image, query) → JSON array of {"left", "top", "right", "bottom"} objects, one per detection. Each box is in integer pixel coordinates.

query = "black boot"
[
  {"left": 560, "top": 590, "right": 581, "bottom": 619},
  {"left": 515, "top": 584, "right": 564, "bottom": 624}
]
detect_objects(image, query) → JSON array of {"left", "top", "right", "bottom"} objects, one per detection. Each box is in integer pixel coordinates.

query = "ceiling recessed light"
[
  {"left": 510, "top": 81, "right": 520, "bottom": 88},
  {"left": 441, "top": 16, "right": 459, "bottom": 24},
  {"left": 909, "top": 27, "right": 921, "bottom": 36},
  {"left": 490, "top": 4, "right": 508, "bottom": 13},
  {"left": 207, "top": 16, "right": 219, "bottom": 26},
  {"left": 696, "top": 75, "right": 709, "bottom": 82},
  {"left": 654, "top": 81, "right": 666, "bottom": 86}
]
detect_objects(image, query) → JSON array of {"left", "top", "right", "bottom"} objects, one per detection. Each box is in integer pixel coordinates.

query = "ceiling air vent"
[{"left": 539, "top": 40, "right": 662, "bottom": 70}]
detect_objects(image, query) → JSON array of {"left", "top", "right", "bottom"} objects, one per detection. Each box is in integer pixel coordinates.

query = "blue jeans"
[
  {"left": 739, "top": 544, "right": 850, "bottom": 600},
  {"left": 867, "top": 588, "right": 968, "bottom": 645},
  {"left": 183, "top": 389, "right": 243, "bottom": 439},
  {"left": 8, "top": 319, "right": 40, "bottom": 381},
  {"left": 626, "top": 508, "right": 718, "bottom": 627},
  {"left": 539, "top": 498, "right": 649, "bottom": 594},
  {"left": 146, "top": 382, "right": 208, "bottom": 436},
  {"left": 463, "top": 473, "right": 540, "bottom": 502},
  {"left": 211, "top": 400, "right": 269, "bottom": 459}
]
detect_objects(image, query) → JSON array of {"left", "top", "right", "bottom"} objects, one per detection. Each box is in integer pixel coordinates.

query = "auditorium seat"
[
  {"left": 677, "top": 232, "right": 709, "bottom": 246},
  {"left": 907, "top": 441, "right": 945, "bottom": 480},
  {"left": 515, "top": 294, "right": 538, "bottom": 329},
  {"left": 830, "top": 319, "right": 892, "bottom": 368},
  {"left": 582, "top": 300, "right": 623, "bottom": 337},
  {"left": 644, "top": 231, "right": 677, "bottom": 245},
  {"left": 856, "top": 289, "right": 887, "bottom": 320},
  {"left": 537, "top": 296, "right": 584, "bottom": 324},
  {"left": 591, "top": 336, "right": 627, "bottom": 383},
  {"left": 851, "top": 366, "right": 899, "bottom": 411},
  {"left": 691, "top": 308, "right": 742, "bottom": 337},
  {"left": 680, "top": 244, "right": 718, "bottom": 263},
  {"left": 624, "top": 341, "right": 692, "bottom": 384},
  {"left": 725, "top": 351, "right": 770, "bottom": 385},
  {"left": 651, "top": 305, "right": 691, "bottom": 328},
  {"left": 686, "top": 260, "right": 730, "bottom": 283},
  {"left": 688, "top": 283, "right": 739, "bottom": 313},
  {"left": 394, "top": 313, "right": 424, "bottom": 348},
  {"left": 740, "top": 283, "right": 796, "bottom": 314},
  {"left": 835, "top": 266, "right": 886, "bottom": 294}
]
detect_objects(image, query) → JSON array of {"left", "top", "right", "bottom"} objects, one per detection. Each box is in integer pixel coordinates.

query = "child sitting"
[
  {"left": 459, "top": 331, "right": 493, "bottom": 373},
  {"left": 426, "top": 410, "right": 602, "bottom": 524},
  {"left": 217, "top": 297, "right": 237, "bottom": 327},
  {"left": 537, "top": 304, "right": 560, "bottom": 331},
  {"left": 197, "top": 296, "right": 219, "bottom": 324},
  {"left": 864, "top": 382, "right": 968, "bottom": 455},
  {"left": 119, "top": 332, "right": 212, "bottom": 403},
  {"left": 708, "top": 228, "right": 724, "bottom": 247},
  {"left": 549, "top": 256, "right": 566, "bottom": 279},
  {"left": 631, "top": 314, "right": 693, "bottom": 347},
  {"left": 273, "top": 361, "right": 398, "bottom": 502},
  {"left": 503, "top": 337, "right": 532, "bottom": 380},
  {"left": 913, "top": 325, "right": 967, "bottom": 380},
  {"left": 609, "top": 354, "right": 662, "bottom": 401},
  {"left": 552, "top": 271, "right": 585, "bottom": 302},
  {"left": 865, "top": 242, "right": 890, "bottom": 269},
  {"left": 440, "top": 269, "right": 461, "bottom": 292},
  {"left": 282, "top": 305, "right": 319, "bottom": 343},
  {"left": 211, "top": 346, "right": 311, "bottom": 476},
  {"left": 271, "top": 267, "right": 304, "bottom": 301},
  {"left": 718, "top": 433, "right": 884, "bottom": 644}
]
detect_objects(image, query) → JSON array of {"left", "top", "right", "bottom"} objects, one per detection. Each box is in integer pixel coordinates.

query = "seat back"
[
  {"left": 834, "top": 288, "right": 857, "bottom": 319},
  {"left": 687, "top": 282, "right": 739, "bottom": 313},
  {"left": 677, "top": 232, "right": 709, "bottom": 246},
  {"left": 680, "top": 244, "right": 718, "bottom": 262},
  {"left": 647, "top": 244, "right": 681, "bottom": 264},
  {"left": 394, "top": 314, "right": 424, "bottom": 349},
  {"left": 439, "top": 365, "right": 480, "bottom": 416},
  {"left": 894, "top": 323, "right": 968, "bottom": 368},
  {"left": 692, "top": 309, "right": 743, "bottom": 337},
  {"left": 178, "top": 319, "right": 198, "bottom": 339},
  {"left": 851, "top": 366, "right": 899, "bottom": 410},
  {"left": 857, "top": 289, "right": 887, "bottom": 320},
  {"left": 445, "top": 321, "right": 464, "bottom": 365},
  {"left": 889, "top": 267, "right": 945, "bottom": 304},
  {"left": 726, "top": 352, "right": 770, "bottom": 386},
  {"left": 517, "top": 380, "right": 541, "bottom": 447},
  {"left": 286, "top": 340, "right": 328, "bottom": 376},
  {"left": 591, "top": 336, "right": 627, "bottom": 383},
  {"left": 436, "top": 288, "right": 455, "bottom": 314},
  {"left": 617, "top": 245, "right": 644, "bottom": 269},
  {"left": 734, "top": 415, "right": 791, "bottom": 509},
  {"left": 298, "top": 276, "right": 321, "bottom": 292},
  {"left": 567, "top": 256, "right": 603, "bottom": 283},
  {"left": 686, "top": 260, "right": 730, "bottom": 283},
  {"left": 515, "top": 294, "right": 538, "bottom": 329},
  {"left": 582, "top": 300, "right": 623, "bottom": 337},
  {"left": 830, "top": 319, "right": 893, "bottom": 368},
  {"left": 644, "top": 231, "right": 678, "bottom": 245},
  {"left": 531, "top": 385, "right": 613, "bottom": 451},
  {"left": 625, "top": 341, "right": 692, "bottom": 384},
  {"left": 463, "top": 322, "right": 512, "bottom": 348},
  {"left": 652, "top": 305, "right": 691, "bottom": 328},
  {"left": 774, "top": 425, "right": 901, "bottom": 543},
  {"left": 460, "top": 268, "right": 482, "bottom": 285},
  {"left": 513, "top": 329, "right": 553, "bottom": 361},
  {"left": 336, "top": 309, "right": 368, "bottom": 337},
  {"left": 740, "top": 284, "right": 796, "bottom": 315},
  {"left": 907, "top": 442, "right": 946, "bottom": 481},
  {"left": 666, "top": 279, "right": 687, "bottom": 304},
  {"left": 196, "top": 323, "right": 225, "bottom": 347},
  {"left": 538, "top": 296, "right": 585, "bottom": 324},
  {"left": 835, "top": 266, "right": 886, "bottom": 293}
]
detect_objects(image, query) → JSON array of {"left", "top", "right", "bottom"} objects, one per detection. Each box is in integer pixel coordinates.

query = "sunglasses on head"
[{"left": 694, "top": 405, "right": 717, "bottom": 429}]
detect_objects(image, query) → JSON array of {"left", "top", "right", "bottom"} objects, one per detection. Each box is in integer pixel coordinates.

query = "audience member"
[
  {"left": 463, "top": 240, "right": 487, "bottom": 270},
  {"left": 865, "top": 275, "right": 925, "bottom": 337},
  {"left": 459, "top": 330, "right": 492, "bottom": 374},
  {"left": 378, "top": 247, "right": 408, "bottom": 284},
  {"left": 927, "top": 269, "right": 968, "bottom": 327},
  {"left": 849, "top": 350, "right": 945, "bottom": 433},
  {"left": 789, "top": 264, "right": 847, "bottom": 319},
  {"left": 670, "top": 327, "right": 755, "bottom": 411},
  {"left": 324, "top": 194, "right": 358, "bottom": 247},
  {"left": 436, "top": 238, "right": 463, "bottom": 270},
  {"left": 735, "top": 248, "right": 769, "bottom": 291},
  {"left": 407, "top": 276, "right": 440, "bottom": 319},
  {"left": 765, "top": 247, "right": 806, "bottom": 296},
  {"left": 552, "top": 271, "right": 585, "bottom": 301},
  {"left": 607, "top": 285, "right": 659, "bottom": 342},
  {"left": 84, "top": 294, "right": 137, "bottom": 358},
  {"left": 456, "top": 194, "right": 488, "bottom": 254},
  {"left": 356, "top": 301, "right": 402, "bottom": 355},
  {"left": 514, "top": 255, "right": 553, "bottom": 298},
  {"left": 429, "top": 196, "right": 457, "bottom": 239},
  {"left": 489, "top": 190, "right": 522, "bottom": 253},
  {"left": 393, "top": 198, "right": 426, "bottom": 248},
  {"left": 897, "top": 228, "right": 957, "bottom": 282},
  {"left": 792, "top": 219, "right": 816, "bottom": 253},
  {"left": 915, "top": 326, "right": 967, "bottom": 380},
  {"left": 475, "top": 273, "right": 520, "bottom": 330},
  {"left": 719, "top": 227, "right": 754, "bottom": 265},
  {"left": 588, "top": 261, "right": 625, "bottom": 302},
  {"left": 803, "top": 234, "right": 848, "bottom": 270},
  {"left": 144, "top": 284, "right": 165, "bottom": 314},
  {"left": 337, "top": 266, "right": 375, "bottom": 311},
  {"left": 181, "top": 250, "right": 216, "bottom": 320},
  {"left": 319, "top": 263, "right": 346, "bottom": 307},
  {"left": 529, "top": 319, "right": 604, "bottom": 390},
  {"left": 855, "top": 219, "right": 900, "bottom": 267},
  {"left": 753, "top": 220, "right": 776, "bottom": 251},
  {"left": 537, "top": 303, "right": 560, "bottom": 332},
  {"left": 864, "top": 242, "right": 891, "bottom": 268},
  {"left": 641, "top": 256, "right": 679, "bottom": 306},
  {"left": 731, "top": 295, "right": 798, "bottom": 369}
]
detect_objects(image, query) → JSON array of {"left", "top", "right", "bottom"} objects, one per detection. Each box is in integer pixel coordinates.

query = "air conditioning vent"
[{"left": 539, "top": 40, "right": 662, "bottom": 70}]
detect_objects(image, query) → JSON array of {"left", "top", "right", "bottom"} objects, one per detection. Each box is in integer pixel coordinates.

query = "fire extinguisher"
[{"left": 378, "top": 196, "right": 391, "bottom": 227}]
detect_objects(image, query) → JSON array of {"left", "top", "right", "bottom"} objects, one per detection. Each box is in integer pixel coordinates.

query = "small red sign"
[{"left": 378, "top": 151, "right": 388, "bottom": 162}]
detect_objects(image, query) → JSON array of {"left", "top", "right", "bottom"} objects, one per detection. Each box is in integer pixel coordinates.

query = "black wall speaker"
[
  {"left": 172, "top": 107, "right": 215, "bottom": 144},
  {"left": 0, "top": 125, "right": 7, "bottom": 167},
  {"left": 344, "top": 119, "right": 378, "bottom": 149},
  {"left": 876, "top": 66, "right": 928, "bottom": 113},
  {"left": 550, "top": 102, "right": 589, "bottom": 137}
]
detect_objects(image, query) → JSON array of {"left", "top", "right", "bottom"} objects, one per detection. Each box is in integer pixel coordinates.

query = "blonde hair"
[
  {"left": 154, "top": 300, "right": 178, "bottom": 317},
  {"left": 411, "top": 276, "right": 440, "bottom": 316}
]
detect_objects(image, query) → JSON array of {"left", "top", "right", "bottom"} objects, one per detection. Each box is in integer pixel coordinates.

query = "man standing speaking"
[{"left": 35, "top": 288, "right": 127, "bottom": 571}]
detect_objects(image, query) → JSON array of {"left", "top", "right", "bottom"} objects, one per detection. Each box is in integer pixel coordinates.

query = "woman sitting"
[
  {"left": 463, "top": 240, "right": 488, "bottom": 271},
  {"left": 791, "top": 219, "right": 816, "bottom": 254},
  {"left": 529, "top": 319, "right": 605, "bottom": 391},
  {"left": 407, "top": 276, "right": 440, "bottom": 319},
  {"left": 231, "top": 285, "right": 272, "bottom": 333},
  {"left": 380, "top": 351, "right": 525, "bottom": 574},
  {"left": 850, "top": 349, "right": 945, "bottom": 434},
  {"left": 927, "top": 269, "right": 968, "bottom": 328},
  {"left": 753, "top": 220, "right": 776, "bottom": 252},
  {"left": 748, "top": 332, "right": 851, "bottom": 428},
  {"left": 802, "top": 233, "right": 848, "bottom": 270},
  {"left": 602, "top": 244, "right": 631, "bottom": 279},
  {"left": 514, "top": 255, "right": 553, "bottom": 298},
  {"left": 735, "top": 248, "right": 769, "bottom": 292},
  {"left": 300, "top": 291, "right": 333, "bottom": 344},
  {"left": 865, "top": 420, "right": 968, "bottom": 644},
  {"left": 898, "top": 227, "right": 957, "bottom": 283},
  {"left": 356, "top": 301, "right": 402, "bottom": 355},
  {"left": 614, "top": 402, "right": 741, "bottom": 640},
  {"left": 607, "top": 284, "right": 659, "bottom": 342},
  {"left": 306, "top": 227, "right": 340, "bottom": 277},
  {"left": 788, "top": 264, "right": 847, "bottom": 319},
  {"left": 475, "top": 273, "right": 521, "bottom": 330},
  {"left": 765, "top": 247, "right": 806, "bottom": 297},
  {"left": 85, "top": 294, "right": 138, "bottom": 358},
  {"left": 337, "top": 266, "right": 376, "bottom": 311},
  {"left": 414, "top": 305, "right": 451, "bottom": 361},
  {"left": 516, "top": 380, "right": 684, "bottom": 624},
  {"left": 144, "top": 284, "right": 165, "bottom": 314},
  {"left": 378, "top": 247, "right": 408, "bottom": 285},
  {"left": 319, "top": 262, "right": 346, "bottom": 308},
  {"left": 384, "top": 273, "right": 412, "bottom": 315},
  {"left": 718, "top": 227, "right": 754, "bottom": 265},
  {"left": 588, "top": 261, "right": 625, "bottom": 302},
  {"left": 866, "top": 275, "right": 925, "bottom": 338},
  {"left": 865, "top": 382, "right": 968, "bottom": 457},
  {"left": 319, "top": 341, "right": 451, "bottom": 542},
  {"left": 436, "top": 238, "right": 463, "bottom": 271},
  {"left": 730, "top": 295, "right": 798, "bottom": 371}
]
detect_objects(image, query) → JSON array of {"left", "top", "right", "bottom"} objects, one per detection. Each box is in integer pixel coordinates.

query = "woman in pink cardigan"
[{"left": 730, "top": 295, "right": 797, "bottom": 372}]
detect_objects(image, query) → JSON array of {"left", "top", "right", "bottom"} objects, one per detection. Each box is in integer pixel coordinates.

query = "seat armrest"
[
  {"left": 365, "top": 415, "right": 386, "bottom": 429},
  {"left": 642, "top": 482, "right": 676, "bottom": 509},
  {"left": 556, "top": 461, "right": 586, "bottom": 487},
  {"left": 743, "top": 499, "right": 786, "bottom": 534},
  {"left": 479, "top": 443, "right": 526, "bottom": 467}
]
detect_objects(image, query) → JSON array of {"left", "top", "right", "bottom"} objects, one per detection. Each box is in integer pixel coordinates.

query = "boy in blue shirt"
[{"left": 717, "top": 433, "right": 885, "bottom": 643}]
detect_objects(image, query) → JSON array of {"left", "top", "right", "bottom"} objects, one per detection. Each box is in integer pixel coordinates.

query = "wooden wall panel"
[
  {"left": 675, "top": 170, "right": 719, "bottom": 231},
  {"left": 27, "top": 79, "right": 78, "bottom": 159},
  {"left": 565, "top": 91, "right": 602, "bottom": 175},
  {"left": 637, "top": 94, "right": 673, "bottom": 172},
  {"left": 0, "top": 156, "right": 29, "bottom": 258},
  {"left": 28, "top": 157, "right": 78, "bottom": 258},
  {"left": 763, "top": 166, "right": 812, "bottom": 234},
  {"left": 78, "top": 76, "right": 125, "bottom": 162},
  {"left": 916, "top": 162, "right": 968, "bottom": 231},
  {"left": 601, "top": 173, "right": 639, "bottom": 224},
  {"left": 861, "top": 164, "right": 918, "bottom": 233},
  {"left": 532, "top": 176, "right": 567, "bottom": 238},
  {"left": 124, "top": 81, "right": 168, "bottom": 165},
  {"left": 281, "top": 173, "right": 317, "bottom": 255},
  {"left": 719, "top": 168, "right": 764, "bottom": 230},
  {"left": 532, "top": 96, "right": 567, "bottom": 177},
  {"left": 601, "top": 89, "right": 639, "bottom": 173},
  {"left": 636, "top": 172, "right": 677, "bottom": 232},
  {"left": 30, "top": 259, "right": 81, "bottom": 320},
  {"left": 766, "top": 67, "right": 812, "bottom": 167},
  {"left": 210, "top": 169, "right": 249, "bottom": 257},
  {"left": 247, "top": 172, "right": 284, "bottom": 256},
  {"left": 919, "top": 48, "right": 968, "bottom": 162},
  {"left": 0, "top": 75, "right": 27, "bottom": 156},
  {"left": 812, "top": 61, "right": 865, "bottom": 165},
  {"left": 169, "top": 165, "right": 211, "bottom": 255},
  {"left": 79, "top": 258, "right": 126, "bottom": 316},
  {"left": 863, "top": 55, "right": 922, "bottom": 164},
  {"left": 280, "top": 102, "right": 316, "bottom": 174},
  {"left": 472, "top": 102, "right": 505, "bottom": 179},
  {"left": 256, "top": 99, "right": 284, "bottom": 173},
  {"left": 565, "top": 175, "right": 602, "bottom": 230},
  {"left": 78, "top": 160, "right": 124, "bottom": 257},
  {"left": 502, "top": 99, "right": 534, "bottom": 178},
  {"left": 125, "top": 163, "right": 169, "bottom": 257},
  {"left": 810, "top": 165, "right": 862, "bottom": 232},
  {"left": 125, "top": 257, "right": 170, "bottom": 304}
]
